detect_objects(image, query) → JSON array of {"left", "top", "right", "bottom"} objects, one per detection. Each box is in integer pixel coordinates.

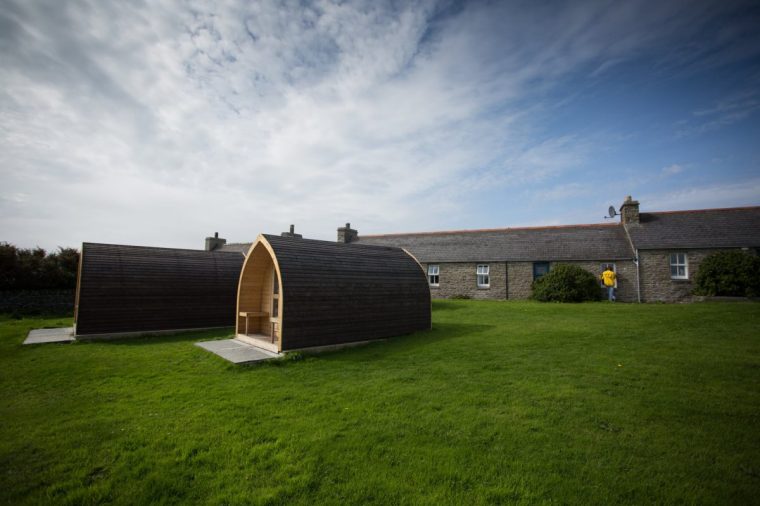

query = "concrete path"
[
  {"left": 24, "top": 327, "right": 75, "bottom": 345},
  {"left": 195, "top": 339, "right": 279, "bottom": 364}
]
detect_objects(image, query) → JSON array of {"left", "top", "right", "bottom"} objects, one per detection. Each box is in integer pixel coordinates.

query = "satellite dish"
[{"left": 604, "top": 206, "right": 618, "bottom": 219}]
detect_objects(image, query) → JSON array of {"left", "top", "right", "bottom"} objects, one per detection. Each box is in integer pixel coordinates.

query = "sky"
[{"left": 1, "top": 0, "right": 760, "bottom": 251}]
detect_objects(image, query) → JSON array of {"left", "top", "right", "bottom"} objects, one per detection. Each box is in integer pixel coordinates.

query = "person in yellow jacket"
[{"left": 601, "top": 265, "right": 617, "bottom": 301}]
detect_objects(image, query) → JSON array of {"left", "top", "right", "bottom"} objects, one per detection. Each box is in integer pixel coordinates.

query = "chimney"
[
  {"left": 205, "top": 231, "right": 227, "bottom": 251},
  {"left": 337, "top": 222, "right": 358, "bottom": 243},
  {"left": 620, "top": 196, "right": 640, "bottom": 225},
  {"left": 281, "top": 224, "right": 302, "bottom": 239}
]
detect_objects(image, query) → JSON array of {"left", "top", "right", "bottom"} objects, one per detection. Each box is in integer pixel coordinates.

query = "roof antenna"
[{"left": 604, "top": 206, "right": 618, "bottom": 219}]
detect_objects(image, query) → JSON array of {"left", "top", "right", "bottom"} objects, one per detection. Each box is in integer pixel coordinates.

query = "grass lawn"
[{"left": 1, "top": 301, "right": 759, "bottom": 505}]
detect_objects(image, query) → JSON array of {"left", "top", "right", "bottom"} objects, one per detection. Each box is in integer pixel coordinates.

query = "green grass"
[{"left": 1, "top": 301, "right": 759, "bottom": 505}]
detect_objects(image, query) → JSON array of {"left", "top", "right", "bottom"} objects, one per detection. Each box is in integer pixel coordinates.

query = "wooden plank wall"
[
  {"left": 261, "top": 235, "right": 431, "bottom": 351},
  {"left": 75, "top": 243, "right": 244, "bottom": 336}
]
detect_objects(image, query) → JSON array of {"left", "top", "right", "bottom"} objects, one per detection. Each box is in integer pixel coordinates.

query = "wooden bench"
[{"left": 239, "top": 311, "right": 268, "bottom": 336}]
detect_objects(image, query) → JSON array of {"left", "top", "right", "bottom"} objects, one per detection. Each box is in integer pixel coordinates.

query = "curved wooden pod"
[
  {"left": 75, "top": 243, "right": 245, "bottom": 337},
  {"left": 237, "top": 234, "right": 431, "bottom": 352}
]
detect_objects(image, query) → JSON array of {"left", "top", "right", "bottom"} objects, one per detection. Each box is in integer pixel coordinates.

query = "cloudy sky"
[{"left": 2, "top": 0, "right": 759, "bottom": 250}]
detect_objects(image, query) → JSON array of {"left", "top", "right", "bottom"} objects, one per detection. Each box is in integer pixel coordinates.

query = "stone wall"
[
  {"left": 423, "top": 260, "right": 637, "bottom": 301},
  {"left": 508, "top": 260, "right": 637, "bottom": 302},
  {"left": 573, "top": 260, "right": 638, "bottom": 303},
  {"left": 422, "top": 262, "right": 507, "bottom": 300},
  {"left": 638, "top": 249, "right": 732, "bottom": 302},
  {"left": 507, "top": 262, "right": 534, "bottom": 300},
  {"left": 423, "top": 252, "right": 751, "bottom": 303},
  {"left": 0, "top": 289, "right": 75, "bottom": 315}
]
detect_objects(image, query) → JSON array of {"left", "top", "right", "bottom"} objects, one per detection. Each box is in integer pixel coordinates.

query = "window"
[
  {"left": 427, "top": 265, "right": 440, "bottom": 287},
  {"left": 670, "top": 253, "right": 688, "bottom": 279},
  {"left": 600, "top": 263, "right": 617, "bottom": 288},
  {"left": 477, "top": 264, "right": 490, "bottom": 288},
  {"left": 533, "top": 262, "right": 550, "bottom": 280}
]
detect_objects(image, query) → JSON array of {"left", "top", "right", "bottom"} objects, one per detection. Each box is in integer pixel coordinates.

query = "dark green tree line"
[{"left": 0, "top": 243, "right": 79, "bottom": 290}]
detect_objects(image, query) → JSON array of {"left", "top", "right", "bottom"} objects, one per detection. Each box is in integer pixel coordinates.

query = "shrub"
[
  {"left": 531, "top": 264, "right": 602, "bottom": 302},
  {"left": 0, "top": 243, "right": 79, "bottom": 290},
  {"left": 449, "top": 294, "right": 471, "bottom": 300},
  {"left": 693, "top": 250, "right": 760, "bottom": 297}
]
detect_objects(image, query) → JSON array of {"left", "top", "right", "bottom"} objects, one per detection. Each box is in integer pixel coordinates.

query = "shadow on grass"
[
  {"left": 403, "top": 322, "right": 494, "bottom": 347},
  {"left": 0, "top": 314, "right": 73, "bottom": 327},
  {"left": 431, "top": 300, "right": 466, "bottom": 311},
  {"left": 79, "top": 327, "right": 235, "bottom": 346},
  {"left": 267, "top": 322, "right": 495, "bottom": 366},
  {"left": 0, "top": 312, "right": 74, "bottom": 321}
]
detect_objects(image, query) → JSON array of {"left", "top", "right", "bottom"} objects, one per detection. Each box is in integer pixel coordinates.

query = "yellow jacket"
[{"left": 601, "top": 269, "right": 616, "bottom": 287}]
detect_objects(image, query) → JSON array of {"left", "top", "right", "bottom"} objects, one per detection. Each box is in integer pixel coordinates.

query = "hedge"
[{"left": 693, "top": 250, "right": 760, "bottom": 297}]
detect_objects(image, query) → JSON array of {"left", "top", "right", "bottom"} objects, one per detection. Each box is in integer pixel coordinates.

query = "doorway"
[{"left": 236, "top": 242, "right": 282, "bottom": 352}]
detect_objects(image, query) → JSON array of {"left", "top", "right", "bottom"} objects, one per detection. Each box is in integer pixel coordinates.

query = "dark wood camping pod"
[
  {"left": 236, "top": 234, "right": 431, "bottom": 352},
  {"left": 75, "top": 243, "right": 245, "bottom": 337}
]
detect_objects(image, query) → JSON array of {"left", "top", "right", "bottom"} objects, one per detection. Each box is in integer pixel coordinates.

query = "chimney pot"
[
  {"left": 205, "top": 232, "right": 226, "bottom": 251},
  {"left": 281, "top": 224, "right": 302, "bottom": 238},
  {"left": 337, "top": 223, "right": 358, "bottom": 243},
  {"left": 620, "top": 196, "right": 640, "bottom": 225}
]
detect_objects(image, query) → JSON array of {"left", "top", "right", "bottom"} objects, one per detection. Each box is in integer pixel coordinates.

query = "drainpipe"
[
  {"left": 635, "top": 249, "right": 641, "bottom": 303},
  {"left": 621, "top": 220, "right": 641, "bottom": 303}
]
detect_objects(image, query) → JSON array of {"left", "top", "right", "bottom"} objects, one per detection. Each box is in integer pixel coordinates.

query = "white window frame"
[
  {"left": 600, "top": 263, "right": 617, "bottom": 288},
  {"left": 670, "top": 253, "right": 688, "bottom": 279},
  {"left": 427, "top": 264, "right": 440, "bottom": 287},
  {"left": 477, "top": 264, "right": 490, "bottom": 288}
]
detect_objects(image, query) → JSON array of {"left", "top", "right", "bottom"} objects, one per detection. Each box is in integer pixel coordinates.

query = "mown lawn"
[{"left": 1, "top": 301, "right": 759, "bottom": 505}]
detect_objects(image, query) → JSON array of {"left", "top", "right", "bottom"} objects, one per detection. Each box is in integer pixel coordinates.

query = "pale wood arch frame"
[
  {"left": 236, "top": 235, "right": 285, "bottom": 352},
  {"left": 402, "top": 248, "right": 433, "bottom": 331}
]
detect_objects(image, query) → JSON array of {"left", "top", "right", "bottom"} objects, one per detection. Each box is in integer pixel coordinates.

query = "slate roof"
[
  {"left": 355, "top": 223, "right": 634, "bottom": 263},
  {"left": 626, "top": 207, "right": 760, "bottom": 250},
  {"left": 219, "top": 242, "right": 252, "bottom": 254},
  {"left": 214, "top": 206, "right": 760, "bottom": 262}
]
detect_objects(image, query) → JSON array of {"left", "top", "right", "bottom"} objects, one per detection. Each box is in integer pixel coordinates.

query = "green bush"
[
  {"left": 693, "top": 250, "right": 760, "bottom": 297},
  {"left": 531, "top": 264, "right": 602, "bottom": 302},
  {"left": 0, "top": 243, "right": 79, "bottom": 290}
]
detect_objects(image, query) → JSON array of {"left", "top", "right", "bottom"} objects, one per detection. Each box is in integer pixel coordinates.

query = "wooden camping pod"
[
  {"left": 236, "top": 234, "right": 431, "bottom": 352},
  {"left": 75, "top": 243, "right": 245, "bottom": 337}
]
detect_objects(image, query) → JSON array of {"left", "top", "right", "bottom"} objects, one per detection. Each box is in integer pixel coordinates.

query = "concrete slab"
[
  {"left": 24, "top": 327, "right": 75, "bottom": 345},
  {"left": 235, "top": 334, "right": 279, "bottom": 353},
  {"left": 195, "top": 338, "right": 279, "bottom": 364}
]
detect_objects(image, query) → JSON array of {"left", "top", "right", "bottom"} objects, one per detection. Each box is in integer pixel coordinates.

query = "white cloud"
[
  {"left": 675, "top": 86, "right": 760, "bottom": 137},
  {"left": 1, "top": 0, "right": 757, "bottom": 249},
  {"left": 661, "top": 164, "right": 684, "bottom": 176},
  {"left": 530, "top": 183, "right": 596, "bottom": 202},
  {"left": 642, "top": 179, "right": 760, "bottom": 212}
]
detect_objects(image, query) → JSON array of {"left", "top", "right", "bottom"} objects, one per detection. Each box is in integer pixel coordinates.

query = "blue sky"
[{"left": 1, "top": 0, "right": 759, "bottom": 250}]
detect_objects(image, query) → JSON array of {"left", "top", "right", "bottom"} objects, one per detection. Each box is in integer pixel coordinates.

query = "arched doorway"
[{"left": 236, "top": 240, "right": 282, "bottom": 352}]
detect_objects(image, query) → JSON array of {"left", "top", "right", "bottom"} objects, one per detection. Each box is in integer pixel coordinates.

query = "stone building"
[
  {"left": 348, "top": 198, "right": 760, "bottom": 302},
  {"left": 622, "top": 201, "right": 760, "bottom": 301}
]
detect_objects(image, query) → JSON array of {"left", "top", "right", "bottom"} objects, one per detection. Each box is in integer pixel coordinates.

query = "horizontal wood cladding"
[
  {"left": 76, "top": 243, "right": 244, "bottom": 335},
  {"left": 259, "top": 235, "right": 431, "bottom": 350}
]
